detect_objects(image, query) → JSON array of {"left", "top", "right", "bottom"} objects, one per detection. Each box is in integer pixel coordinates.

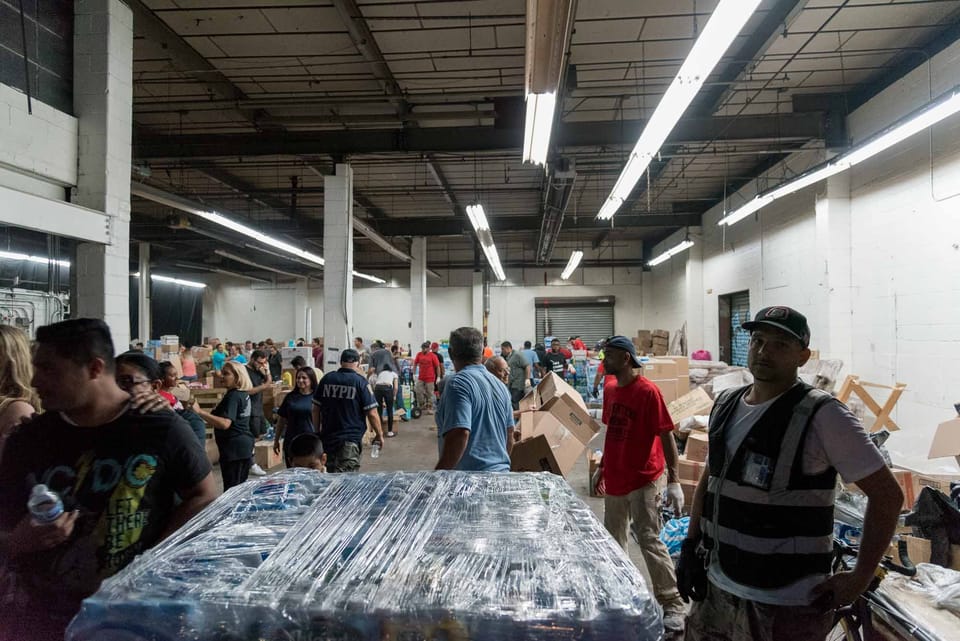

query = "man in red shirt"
[
  {"left": 413, "top": 341, "right": 441, "bottom": 415},
  {"left": 569, "top": 335, "right": 587, "bottom": 351},
  {"left": 597, "top": 335, "right": 686, "bottom": 631}
]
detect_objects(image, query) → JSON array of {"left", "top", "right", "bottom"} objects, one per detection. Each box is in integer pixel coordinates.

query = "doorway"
[{"left": 718, "top": 291, "right": 750, "bottom": 366}]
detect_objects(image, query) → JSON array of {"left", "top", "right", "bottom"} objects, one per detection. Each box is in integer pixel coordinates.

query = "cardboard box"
[
  {"left": 652, "top": 329, "right": 669, "bottom": 339},
  {"left": 667, "top": 387, "right": 714, "bottom": 427},
  {"left": 915, "top": 472, "right": 960, "bottom": 494},
  {"left": 651, "top": 378, "right": 679, "bottom": 404},
  {"left": 281, "top": 346, "right": 313, "bottom": 369},
  {"left": 678, "top": 455, "right": 705, "bottom": 483},
  {"left": 928, "top": 418, "right": 960, "bottom": 461},
  {"left": 891, "top": 468, "right": 918, "bottom": 510},
  {"left": 165, "top": 354, "right": 183, "bottom": 378},
  {"left": 588, "top": 450, "right": 603, "bottom": 497},
  {"left": 685, "top": 432, "right": 709, "bottom": 463},
  {"left": 680, "top": 480, "right": 698, "bottom": 506},
  {"left": 254, "top": 440, "right": 283, "bottom": 470},
  {"left": 888, "top": 535, "right": 960, "bottom": 571},
  {"left": 665, "top": 356, "right": 689, "bottom": 376},
  {"left": 641, "top": 359, "right": 679, "bottom": 380},
  {"left": 511, "top": 373, "right": 602, "bottom": 477},
  {"left": 678, "top": 375, "right": 690, "bottom": 393}
]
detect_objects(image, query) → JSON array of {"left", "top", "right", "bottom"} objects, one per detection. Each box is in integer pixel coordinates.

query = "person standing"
[
  {"left": 228, "top": 344, "right": 247, "bottom": 365},
  {"left": 435, "top": 327, "right": 513, "bottom": 471},
  {"left": 245, "top": 350, "right": 275, "bottom": 476},
  {"left": 0, "top": 325, "right": 40, "bottom": 462},
  {"left": 681, "top": 307, "right": 901, "bottom": 641},
  {"left": 266, "top": 343, "right": 283, "bottom": 381},
  {"left": 499, "top": 341, "right": 530, "bottom": 410},
  {"left": 569, "top": 335, "right": 587, "bottom": 351},
  {"left": 413, "top": 341, "right": 441, "bottom": 415},
  {"left": 193, "top": 361, "right": 254, "bottom": 490},
  {"left": 311, "top": 350, "right": 384, "bottom": 473},
  {"left": 430, "top": 342, "right": 445, "bottom": 380},
  {"left": 596, "top": 335, "right": 687, "bottom": 631},
  {"left": 372, "top": 364, "right": 400, "bottom": 438},
  {"left": 0, "top": 319, "right": 215, "bottom": 641},
  {"left": 542, "top": 339, "right": 568, "bottom": 378},
  {"left": 273, "top": 366, "right": 318, "bottom": 467},
  {"left": 212, "top": 343, "right": 227, "bottom": 373},
  {"left": 369, "top": 340, "right": 398, "bottom": 374},
  {"left": 312, "top": 338, "right": 324, "bottom": 368},
  {"left": 521, "top": 340, "right": 540, "bottom": 384}
]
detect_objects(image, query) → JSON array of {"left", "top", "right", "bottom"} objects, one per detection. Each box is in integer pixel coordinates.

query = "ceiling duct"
[{"left": 536, "top": 158, "right": 577, "bottom": 265}]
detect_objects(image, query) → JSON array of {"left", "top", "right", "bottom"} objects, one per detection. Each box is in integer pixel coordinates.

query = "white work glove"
[{"left": 663, "top": 482, "right": 684, "bottom": 518}]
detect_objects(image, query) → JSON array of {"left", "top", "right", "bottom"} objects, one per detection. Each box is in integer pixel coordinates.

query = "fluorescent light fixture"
[
  {"left": 465, "top": 204, "right": 490, "bottom": 231},
  {"left": 648, "top": 239, "right": 694, "bottom": 267},
  {"left": 130, "top": 272, "right": 206, "bottom": 288},
  {"left": 597, "top": 0, "right": 762, "bottom": 220},
  {"left": 352, "top": 270, "right": 386, "bottom": 284},
  {"left": 560, "top": 250, "right": 583, "bottom": 280},
  {"left": 523, "top": 92, "right": 556, "bottom": 166},
  {"left": 193, "top": 210, "right": 325, "bottom": 267},
  {"left": 0, "top": 250, "right": 70, "bottom": 267},
  {"left": 719, "top": 87, "right": 960, "bottom": 226},
  {"left": 481, "top": 244, "right": 506, "bottom": 281}
]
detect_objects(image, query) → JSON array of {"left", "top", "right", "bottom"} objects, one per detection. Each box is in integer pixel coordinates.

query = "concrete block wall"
[{"left": 0, "top": 82, "right": 77, "bottom": 191}]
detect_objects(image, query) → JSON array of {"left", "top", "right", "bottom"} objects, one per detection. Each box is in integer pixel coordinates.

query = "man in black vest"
[{"left": 680, "top": 307, "right": 903, "bottom": 641}]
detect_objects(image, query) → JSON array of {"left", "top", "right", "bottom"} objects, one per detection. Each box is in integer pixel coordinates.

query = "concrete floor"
[{"left": 229, "top": 413, "right": 654, "bottom": 584}]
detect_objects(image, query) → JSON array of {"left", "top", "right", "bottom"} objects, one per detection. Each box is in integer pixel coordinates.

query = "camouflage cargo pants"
[{"left": 327, "top": 441, "right": 362, "bottom": 473}]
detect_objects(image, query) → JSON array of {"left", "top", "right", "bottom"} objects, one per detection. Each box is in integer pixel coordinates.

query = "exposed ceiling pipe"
[
  {"left": 536, "top": 158, "right": 577, "bottom": 264},
  {"left": 173, "top": 261, "right": 272, "bottom": 284},
  {"left": 213, "top": 249, "right": 305, "bottom": 280}
]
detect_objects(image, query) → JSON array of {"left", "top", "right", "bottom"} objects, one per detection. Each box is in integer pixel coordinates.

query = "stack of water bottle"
[{"left": 67, "top": 470, "right": 662, "bottom": 641}]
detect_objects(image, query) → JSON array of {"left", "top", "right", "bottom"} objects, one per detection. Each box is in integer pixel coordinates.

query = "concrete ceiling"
[{"left": 126, "top": 0, "right": 960, "bottom": 279}]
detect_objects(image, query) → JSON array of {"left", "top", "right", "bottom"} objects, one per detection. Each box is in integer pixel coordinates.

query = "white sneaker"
[{"left": 250, "top": 463, "right": 267, "bottom": 476}]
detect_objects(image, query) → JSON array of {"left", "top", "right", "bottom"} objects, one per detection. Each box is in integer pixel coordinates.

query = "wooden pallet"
[{"left": 836, "top": 375, "right": 906, "bottom": 433}]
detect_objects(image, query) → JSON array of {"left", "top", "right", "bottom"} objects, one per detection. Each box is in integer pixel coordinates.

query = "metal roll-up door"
[{"left": 535, "top": 297, "right": 615, "bottom": 347}]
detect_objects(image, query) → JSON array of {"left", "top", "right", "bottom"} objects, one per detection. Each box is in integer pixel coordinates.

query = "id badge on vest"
[{"left": 741, "top": 450, "right": 773, "bottom": 490}]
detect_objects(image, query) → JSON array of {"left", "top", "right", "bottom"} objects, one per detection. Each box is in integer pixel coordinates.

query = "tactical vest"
[{"left": 701, "top": 381, "right": 837, "bottom": 589}]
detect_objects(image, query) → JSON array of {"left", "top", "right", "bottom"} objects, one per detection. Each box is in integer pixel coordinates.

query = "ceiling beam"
[
  {"left": 189, "top": 164, "right": 295, "bottom": 217},
  {"left": 133, "top": 113, "right": 825, "bottom": 159},
  {"left": 330, "top": 0, "right": 409, "bottom": 119}
]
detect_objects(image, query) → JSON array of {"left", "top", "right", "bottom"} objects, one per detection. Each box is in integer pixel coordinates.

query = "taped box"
[
  {"left": 254, "top": 439, "right": 283, "bottom": 470},
  {"left": 667, "top": 387, "right": 714, "bottom": 428},
  {"left": 512, "top": 372, "right": 602, "bottom": 477},
  {"left": 685, "top": 432, "right": 709, "bottom": 463}
]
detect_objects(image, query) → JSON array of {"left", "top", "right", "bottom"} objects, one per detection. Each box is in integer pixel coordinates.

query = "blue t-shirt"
[
  {"left": 212, "top": 350, "right": 226, "bottom": 371},
  {"left": 278, "top": 390, "right": 315, "bottom": 442},
  {"left": 313, "top": 368, "right": 378, "bottom": 452},
  {"left": 232, "top": 354, "right": 248, "bottom": 364},
  {"left": 522, "top": 349, "right": 539, "bottom": 374},
  {"left": 436, "top": 364, "right": 512, "bottom": 472}
]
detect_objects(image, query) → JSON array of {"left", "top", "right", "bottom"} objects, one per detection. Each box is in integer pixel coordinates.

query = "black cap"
[
  {"left": 742, "top": 306, "right": 810, "bottom": 347},
  {"left": 421, "top": 341, "right": 431, "bottom": 349},
  {"left": 603, "top": 335, "right": 643, "bottom": 367},
  {"left": 340, "top": 349, "right": 360, "bottom": 363}
]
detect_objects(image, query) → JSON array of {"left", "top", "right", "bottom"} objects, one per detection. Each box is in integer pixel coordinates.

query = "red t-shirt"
[
  {"left": 572, "top": 339, "right": 586, "bottom": 350},
  {"left": 414, "top": 351, "right": 439, "bottom": 382},
  {"left": 601, "top": 375, "right": 674, "bottom": 496}
]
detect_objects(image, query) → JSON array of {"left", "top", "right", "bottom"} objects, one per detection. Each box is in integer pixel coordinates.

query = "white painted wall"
[{"left": 0, "top": 84, "right": 78, "bottom": 192}]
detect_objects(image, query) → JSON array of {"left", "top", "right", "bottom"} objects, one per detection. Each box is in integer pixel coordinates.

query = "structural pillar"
[
  {"left": 410, "top": 237, "right": 427, "bottom": 344},
  {"left": 73, "top": 0, "right": 134, "bottom": 350},
  {"left": 137, "top": 242, "right": 150, "bottom": 342},
  {"left": 471, "top": 271, "right": 483, "bottom": 330},
  {"left": 322, "top": 164, "right": 353, "bottom": 368},
  {"left": 294, "top": 277, "right": 309, "bottom": 341},
  {"left": 814, "top": 173, "right": 853, "bottom": 370},
  {"left": 684, "top": 228, "right": 704, "bottom": 355}
]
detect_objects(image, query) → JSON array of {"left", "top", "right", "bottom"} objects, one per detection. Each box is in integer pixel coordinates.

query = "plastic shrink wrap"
[{"left": 67, "top": 470, "right": 663, "bottom": 641}]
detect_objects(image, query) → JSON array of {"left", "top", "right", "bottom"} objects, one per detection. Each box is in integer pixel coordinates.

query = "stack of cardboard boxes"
[
  {"left": 636, "top": 356, "right": 691, "bottom": 404},
  {"left": 633, "top": 329, "right": 670, "bottom": 356},
  {"left": 668, "top": 387, "right": 715, "bottom": 504}
]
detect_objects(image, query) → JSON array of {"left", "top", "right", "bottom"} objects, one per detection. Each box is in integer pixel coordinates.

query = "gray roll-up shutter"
[{"left": 535, "top": 297, "right": 615, "bottom": 347}]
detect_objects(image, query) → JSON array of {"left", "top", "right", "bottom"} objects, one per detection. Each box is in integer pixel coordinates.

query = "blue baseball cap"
[{"left": 603, "top": 335, "right": 643, "bottom": 367}]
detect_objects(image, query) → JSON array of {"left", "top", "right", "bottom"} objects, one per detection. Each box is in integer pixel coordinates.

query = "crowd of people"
[{"left": 0, "top": 310, "right": 903, "bottom": 641}]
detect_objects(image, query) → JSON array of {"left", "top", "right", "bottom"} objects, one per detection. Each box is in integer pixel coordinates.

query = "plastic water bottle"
[
  {"left": 28, "top": 484, "right": 63, "bottom": 524},
  {"left": 371, "top": 444, "right": 381, "bottom": 459}
]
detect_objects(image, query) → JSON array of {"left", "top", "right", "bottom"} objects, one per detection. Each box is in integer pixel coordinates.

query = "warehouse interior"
[{"left": 2, "top": 0, "right": 960, "bottom": 639}]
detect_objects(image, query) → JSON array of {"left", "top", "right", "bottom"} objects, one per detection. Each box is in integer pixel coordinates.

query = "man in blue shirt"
[
  {"left": 435, "top": 327, "right": 513, "bottom": 472},
  {"left": 311, "top": 349, "right": 384, "bottom": 472},
  {"left": 521, "top": 340, "right": 540, "bottom": 385}
]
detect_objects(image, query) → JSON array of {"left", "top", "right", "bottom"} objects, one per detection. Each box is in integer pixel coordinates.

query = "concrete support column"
[
  {"left": 471, "top": 271, "right": 483, "bottom": 329},
  {"left": 294, "top": 277, "right": 309, "bottom": 341},
  {"left": 73, "top": 0, "right": 133, "bottom": 350},
  {"left": 411, "top": 237, "right": 427, "bottom": 344},
  {"left": 137, "top": 242, "right": 150, "bottom": 342},
  {"left": 814, "top": 173, "right": 853, "bottom": 370},
  {"left": 322, "top": 164, "right": 353, "bottom": 368},
  {"left": 684, "top": 228, "right": 704, "bottom": 354}
]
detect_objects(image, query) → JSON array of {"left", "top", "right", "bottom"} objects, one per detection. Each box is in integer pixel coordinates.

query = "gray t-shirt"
[
  {"left": 369, "top": 347, "right": 398, "bottom": 373},
  {"left": 505, "top": 351, "right": 529, "bottom": 391}
]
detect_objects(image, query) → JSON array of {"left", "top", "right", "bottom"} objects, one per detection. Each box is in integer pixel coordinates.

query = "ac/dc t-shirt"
[
  {"left": 0, "top": 406, "right": 211, "bottom": 626},
  {"left": 601, "top": 375, "right": 675, "bottom": 496}
]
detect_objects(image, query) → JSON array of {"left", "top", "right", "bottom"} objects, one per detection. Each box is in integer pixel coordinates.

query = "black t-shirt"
[
  {"left": 543, "top": 351, "right": 567, "bottom": 375},
  {"left": 268, "top": 351, "right": 283, "bottom": 380},
  {"left": 246, "top": 365, "right": 267, "bottom": 418},
  {"left": 0, "top": 407, "right": 211, "bottom": 619},
  {"left": 313, "top": 368, "right": 378, "bottom": 452},
  {"left": 211, "top": 389, "right": 254, "bottom": 461}
]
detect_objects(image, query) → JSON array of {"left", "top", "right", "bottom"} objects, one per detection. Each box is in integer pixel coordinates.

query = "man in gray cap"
[
  {"left": 680, "top": 307, "right": 902, "bottom": 641},
  {"left": 595, "top": 334, "right": 686, "bottom": 631},
  {"left": 311, "top": 349, "right": 384, "bottom": 472}
]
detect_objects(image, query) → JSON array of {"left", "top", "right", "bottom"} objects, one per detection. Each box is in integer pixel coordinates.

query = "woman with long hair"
[
  {"left": 0, "top": 325, "right": 40, "bottom": 459},
  {"left": 273, "top": 366, "right": 318, "bottom": 467},
  {"left": 193, "top": 360, "right": 254, "bottom": 490}
]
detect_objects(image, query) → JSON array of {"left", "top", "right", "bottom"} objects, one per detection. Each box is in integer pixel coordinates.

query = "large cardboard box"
[
  {"left": 928, "top": 418, "right": 960, "bottom": 461},
  {"left": 678, "top": 455, "right": 705, "bottom": 483},
  {"left": 254, "top": 440, "right": 283, "bottom": 470},
  {"left": 888, "top": 535, "right": 960, "bottom": 571},
  {"left": 588, "top": 450, "right": 603, "bottom": 497},
  {"left": 651, "top": 379, "right": 679, "bottom": 404},
  {"left": 511, "top": 373, "right": 602, "bottom": 477},
  {"left": 891, "top": 468, "right": 918, "bottom": 510},
  {"left": 685, "top": 432, "right": 709, "bottom": 463},
  {"left": 641, "top": 359, "right": 679, "bottom": 380},
  {"left": 665, "top": 356, "right": 689, "bottom": 376},
  {"left": 667, "top": 387, "right": 714, "bottom": 427},
  {"left": 680, "top": 480, "right": 698, "bottom": 506}
]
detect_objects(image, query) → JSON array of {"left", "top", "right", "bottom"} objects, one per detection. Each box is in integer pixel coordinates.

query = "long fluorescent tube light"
[
  {"left": 719, "top": 87, "right": 960, "bottom": 226},
  {"left": 352, "top": 270, "right": 386, "bottom": 284},
  {"left": 648, "top": 239, "right": 694, "bottom": 267},
  {"left": 481, "top": 244, "right": 506, "bottom": 281},
  {"left": 0, "top": 250, "right": 70, "bottom": 268},
  {"left": 465, "top": 204, "right": 490, "bottom": 231},
  {"left": 597, "top": 0, "right": 762, "bottom": 220},
  {"left": 523, "top": 92, "right": 556, "bottom": 166},
  {"left": 195, "top": 210, "right": 325, "bottom": 266},
  {"left": 131, "top": 272, "right": 206, "bottom": 288},
  {"left": 560, "top": 250, "right": 583, "bottom": 279},
  {"left": 465, "top": 204, "right": 506, "bottom": 280}
]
